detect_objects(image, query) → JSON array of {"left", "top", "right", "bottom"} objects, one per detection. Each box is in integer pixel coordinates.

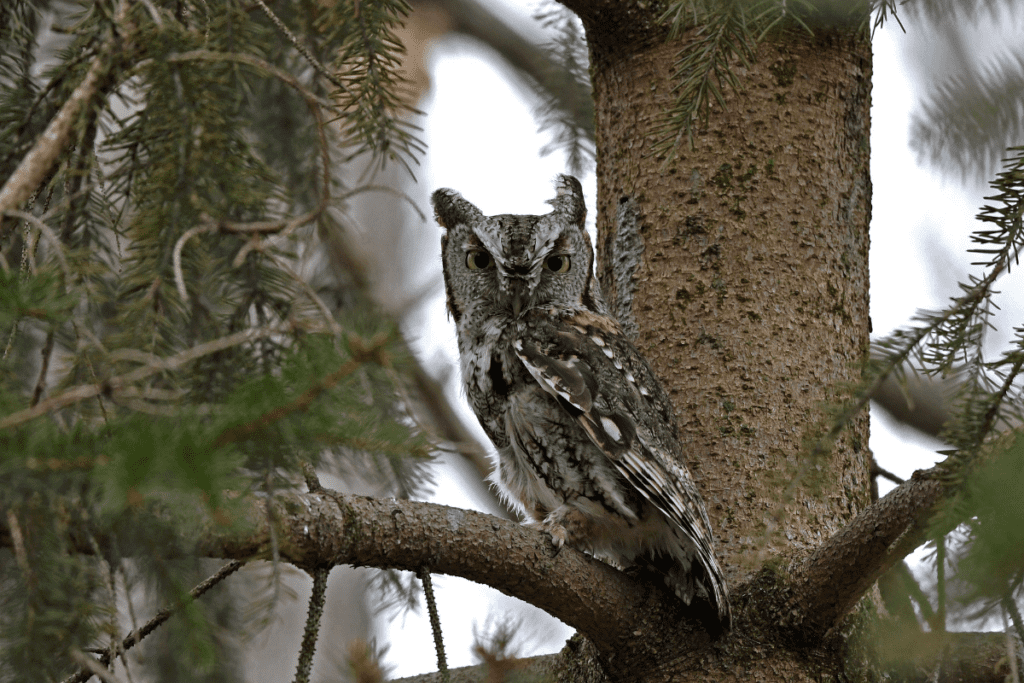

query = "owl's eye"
[
  {"left": 466, "top": 250, "right": 494, "bottom": 270},
  {"left": 544, "top": 254, "right": 571, "bottom": 273}
]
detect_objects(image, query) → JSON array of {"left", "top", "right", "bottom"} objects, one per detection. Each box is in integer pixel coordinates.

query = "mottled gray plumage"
[{"left": 433, "top": 175, "right": 731, "bottom": 629}]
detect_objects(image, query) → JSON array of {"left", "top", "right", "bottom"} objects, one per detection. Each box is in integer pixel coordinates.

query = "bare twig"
[
  {"left": 171, "top": 223, "right": 218, "bottom": 302},
  {"left": 0, "top": 323, "right": 301, "bottom": 430},
  {"left": 871, "top": 459, "right": 905, "bottom": 485},
  {"left": 137, "top": 0, "right": 164, "bottom": 27},
  {"left": 336, "top": 184, "right": 428, "bottom": 222},
  {"left": 62, "top": 561, "right": 245, "bottom": 683},
  {"left": 252, "top": 0, "right": 347, "bottom": 93},
  {"left": 174, "top": 210, "right": 323, "bottom": 303},
  {"left": 30, "top": 330, "right": 56, "bottom": 407},
  {"left": 5, "top": 511, "right": 32, "bottom": 584},
  {"left": 69, "top": 650, "right": 123, "bottom": 683}
]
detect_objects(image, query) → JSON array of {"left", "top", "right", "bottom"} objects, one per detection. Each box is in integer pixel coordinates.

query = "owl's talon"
[{"left": 548, "top": 526, "right": 566, "bottom": 552}]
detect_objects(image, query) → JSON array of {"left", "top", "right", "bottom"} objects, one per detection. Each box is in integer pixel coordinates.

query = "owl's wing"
[{"left": 512, "top": 311, "right": 730, "bottom": 625}]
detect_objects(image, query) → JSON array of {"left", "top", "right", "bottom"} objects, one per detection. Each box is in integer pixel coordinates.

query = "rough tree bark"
[
  {"left": 543, "top": 1, "right": 873, "bottom": 679},
  {"left": 584, "top": 5, "right": 873, "bottom": 570}
]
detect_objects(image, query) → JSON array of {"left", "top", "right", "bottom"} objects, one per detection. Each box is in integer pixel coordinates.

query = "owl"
[{"left": 433, "top": 175, "right": 731, "bottom": 631}]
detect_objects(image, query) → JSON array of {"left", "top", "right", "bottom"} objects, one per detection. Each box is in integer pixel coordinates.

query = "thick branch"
[
  {"left": 198, "top": 489, "right": 699, "bottom": 669},
  {"left": 408, "top": 359, "right": 496, "bottom": 495},
  {"left": 436, "top": 0, "right": 593, "bottom": 137},
  {"left": 869, "top": 365, "right": 958, "bottom": 438},
  {"left": 392, "top": 655, "right": 561, "bottom": 683},
  {"left": 788, "top": 467, "right": 945, "bottom": 635},
  {"left": 554, "top": 0, "right": 667, "bottom": 51}
]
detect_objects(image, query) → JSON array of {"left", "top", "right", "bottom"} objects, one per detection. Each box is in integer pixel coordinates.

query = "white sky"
[{"left": 376, "top": 10, "right": 1018, "bottom": 678}]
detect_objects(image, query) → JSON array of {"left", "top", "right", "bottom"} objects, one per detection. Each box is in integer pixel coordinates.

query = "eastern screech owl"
[{"left": 433, "top": 175, "right": 731, "bottom": 630}]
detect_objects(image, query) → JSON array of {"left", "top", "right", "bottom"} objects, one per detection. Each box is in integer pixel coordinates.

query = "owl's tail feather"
[{"left": 638, "top": 552, "right": 732, "bottom": 637}]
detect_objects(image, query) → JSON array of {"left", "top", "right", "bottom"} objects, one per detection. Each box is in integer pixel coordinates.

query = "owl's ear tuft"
[
  {"left": 548, "top": 175, "right": 586, "bottom": 227},
  {"left": 432, "top": 188, "right": 484, "bottom": 230}
]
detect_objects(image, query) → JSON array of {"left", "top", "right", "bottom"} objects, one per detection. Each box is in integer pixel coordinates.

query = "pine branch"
[
  {"left": 652, "top": 0, "right": 756, "bottom": 156},
  {"left": 910, "top": 51, "right": 1024, "bottom": 183},
  {"left": 211, "top": 333, "right": 391, "bottom": 447},
  {"left": 252, "top": 0, "right": 347, "bottom": 93},
  {"left": 329, "top": 0, "right": 425, "bottom": 174},
  {"left": 437, "top": 0, "right": 594, "bottom": 149},
  {"left": 531, "top": 4, "right": 594, "bottom": 176}
]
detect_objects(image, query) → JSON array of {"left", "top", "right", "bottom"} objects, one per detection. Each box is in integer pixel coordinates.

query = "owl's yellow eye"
[
  {"left": 544, "top": 254, "right": 571, "bottom": 273},
  {"left": 466, "top": 250, "right": 494, "bottom": 270}
]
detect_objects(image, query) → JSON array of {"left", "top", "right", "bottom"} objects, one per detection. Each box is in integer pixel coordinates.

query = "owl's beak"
[
  {"left": 511, "top": 290, "right": 527, "bottom": 318},
  {"left": 507, "top": 279, "right": 530, "bottom": 318}
]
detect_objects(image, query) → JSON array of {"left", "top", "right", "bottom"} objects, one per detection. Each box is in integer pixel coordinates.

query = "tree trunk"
[{"left": 565, "top": 3, "right": 874, "bottom": 679}]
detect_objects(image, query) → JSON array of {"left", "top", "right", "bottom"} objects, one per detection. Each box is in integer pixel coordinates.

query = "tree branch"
[
  {"left": 0, "top": 323, "right": 307, "bottom": 430},
  {"left": 434, "top": 0, "right": 593, "bottom": 139},
  {"left": 391, "top": 654, "right": 561, "bottom": 683},
  {"left": 4, "top": 476, "right": 1017, "bottom": 681},
  {"left": 787, "top": 466, "right": 945, "bottom": 636},
  {"left": 0, "top": 11, "right": 123, "bottom": 218},
  {"left": 869, "top": 365, "right": 958, "bottom": 439},
  {"left": 392, "top": 634, "right": 1024, "bottom": 683},
  {"left": 63, "top": 560, "right": 245, "bottom": 683},
  {"left": 193, "top": 488, "right": 702, "bottom": 674},
  {"left": 551, "top": 0, "right": 667, "bottom": 50}
]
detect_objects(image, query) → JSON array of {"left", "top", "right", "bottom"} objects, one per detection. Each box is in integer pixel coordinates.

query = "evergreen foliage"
[
  {"left": 531, "top": 4, "right": 594, "bottom": 178},
  {"left": 857, "top": 146, "right": 1024, "bottom": 633},
  {"left": 905, "top": 2, "right": 1024, "bottom": 184},
  {"left": 0, "top": 1, "right": 428, "bottom": 680},
  {"left": 652, "top": 0, "right": 1024, "bottom": 185}
]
